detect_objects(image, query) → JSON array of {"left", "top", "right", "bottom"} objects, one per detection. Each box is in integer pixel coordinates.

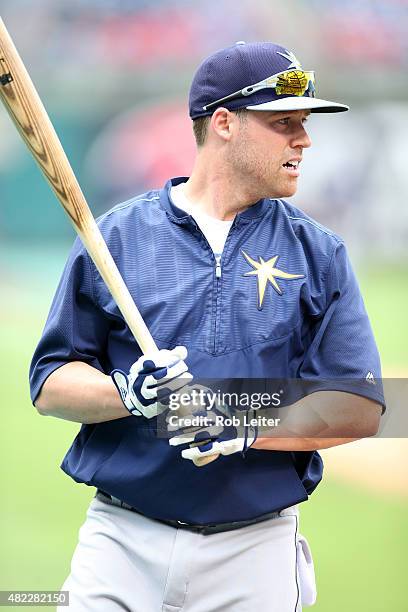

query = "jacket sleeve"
[
  {"left": 299, "top": 241, "right": 385, "bottom": 408},
  {"left": 29, "top": 237, "right": 111, "bottom": 403}
]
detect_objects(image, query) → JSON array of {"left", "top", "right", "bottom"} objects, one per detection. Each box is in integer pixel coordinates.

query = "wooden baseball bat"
[
  {"left": 0, "top": 17, "right": 156, "bottom": 355},
  {"left": 0, "top": 18, "right": 218, "bottom": 466}
]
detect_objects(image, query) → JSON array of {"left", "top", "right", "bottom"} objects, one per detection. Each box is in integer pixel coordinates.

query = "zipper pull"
[{"left": 215, "top": 255, "right": 222, "bottom": 278}]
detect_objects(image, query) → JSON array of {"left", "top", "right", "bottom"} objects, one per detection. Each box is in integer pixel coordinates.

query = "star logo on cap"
[
  {"left": 242, "top": 250, "right": 304, "bottom": 310},
  {"left": 276, "top": 49, "right": 302, "bottom": 70}
]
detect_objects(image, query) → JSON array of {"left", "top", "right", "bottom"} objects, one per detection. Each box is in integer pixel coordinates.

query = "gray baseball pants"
[{"left": 58, "top": 496, "right": 315, "bottom": 611}]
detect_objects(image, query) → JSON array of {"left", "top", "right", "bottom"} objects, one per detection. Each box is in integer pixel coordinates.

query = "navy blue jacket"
[{"left": 29, "top": 177, "right": 384, "bottom": 524}]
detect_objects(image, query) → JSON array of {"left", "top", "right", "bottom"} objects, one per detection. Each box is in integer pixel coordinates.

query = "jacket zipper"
[
  {"left": 189, "top": 216, "right": 238, "bottom": 354},
  {"left": 215, "top": 255, "right": 222, "bottom": 278},
  {"left": 213, "top": 255, "right": 222, "bottom": 353},
  {"left": 212, "top": 216, "right": 239, "bottom": 353}
]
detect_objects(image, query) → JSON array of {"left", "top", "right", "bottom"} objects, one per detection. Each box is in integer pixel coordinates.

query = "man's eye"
[{"left": 277, "top": 118, "right": 289, "bottom": 125}]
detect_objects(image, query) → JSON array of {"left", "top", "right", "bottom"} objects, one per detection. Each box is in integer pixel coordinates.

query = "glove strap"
[{"left": 242, "top": 410, "right": 258, "bottom": 457}]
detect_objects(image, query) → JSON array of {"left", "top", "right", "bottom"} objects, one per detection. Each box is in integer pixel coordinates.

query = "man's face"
[{"left": 229, "top": 109, "right": 312, "bottom": 199}]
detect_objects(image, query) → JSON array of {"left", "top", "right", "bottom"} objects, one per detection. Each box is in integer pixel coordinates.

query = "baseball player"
[{"left": 30, "top": 42, "right": 384, "bottom": 611}]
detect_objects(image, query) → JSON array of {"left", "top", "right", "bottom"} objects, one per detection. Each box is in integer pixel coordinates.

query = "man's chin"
[{"left": 267, "top": 184, "right": 298, "bottom": 199}]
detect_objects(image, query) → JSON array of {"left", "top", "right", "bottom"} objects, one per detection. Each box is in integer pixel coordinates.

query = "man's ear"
[{"left": 210, "top": 107, "right": 235, "bottom": 142}]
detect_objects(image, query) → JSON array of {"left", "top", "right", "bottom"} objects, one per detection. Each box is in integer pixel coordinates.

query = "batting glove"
[
  {"left": 111, "top": 346, "right": 192, "bottom": 419},
  {"left": 168, "top": 391, "right": 258, "bottom": 464}
]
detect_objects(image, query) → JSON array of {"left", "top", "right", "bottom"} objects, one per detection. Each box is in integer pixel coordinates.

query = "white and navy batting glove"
[
  {"left": 111, "top": 346, "right": 192, "bottom": 419},
  {"left": 168, "top": 393, "right": 258, "bottom": 464}
]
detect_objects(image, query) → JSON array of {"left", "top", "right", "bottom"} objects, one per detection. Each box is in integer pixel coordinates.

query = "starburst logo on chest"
[{"left": 242, "top": 250, "right": 304, "bottom": 310}]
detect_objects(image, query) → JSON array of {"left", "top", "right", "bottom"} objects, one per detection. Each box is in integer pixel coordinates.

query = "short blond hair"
[{"left": 192, "top": 109, "right": 248, "bottom": 147}]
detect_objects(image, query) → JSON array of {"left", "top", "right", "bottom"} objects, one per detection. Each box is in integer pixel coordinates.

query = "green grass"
[
  {"left": 301, "top": 482, "right": 407, "bottom": 611},
  {"left": 357, "top": 263, "right": 408, "bottom": 371},
  {"left": 0, "top": 255, "right": 407, "bottom": 611}
]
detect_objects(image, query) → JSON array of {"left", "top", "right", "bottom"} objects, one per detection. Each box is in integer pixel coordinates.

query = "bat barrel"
[{"left": 0, "top": 17, "right": 157, "bottom": 355}]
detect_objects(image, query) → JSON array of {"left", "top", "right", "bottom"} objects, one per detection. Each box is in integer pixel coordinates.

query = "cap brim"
[{"left": 246, "top": 97, "right": 349, "bottom": 113}]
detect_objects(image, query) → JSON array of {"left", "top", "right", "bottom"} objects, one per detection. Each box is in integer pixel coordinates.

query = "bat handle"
[
  {"left": 194, "top": 453, "right": 220, "bottom": 467},
  {"left": 189, "top": 438, "right": 221, "bottom": 466}
]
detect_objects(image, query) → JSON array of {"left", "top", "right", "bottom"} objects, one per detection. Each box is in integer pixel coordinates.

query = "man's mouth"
[
  {"left": 282, "top": 159, "right": 301, "bottom": 176},
  {"left": 282, "top": 160, "right": 300, "bottom": 170}
]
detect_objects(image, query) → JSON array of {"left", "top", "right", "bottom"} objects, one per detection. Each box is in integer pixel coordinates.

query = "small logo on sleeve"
[{"left": 365, "top": 371, "right": 376, "bottom": 385}]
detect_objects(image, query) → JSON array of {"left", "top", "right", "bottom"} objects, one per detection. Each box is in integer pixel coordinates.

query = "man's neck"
[{"left": 182, "top": 155, "right": 262, "bottom": 221}]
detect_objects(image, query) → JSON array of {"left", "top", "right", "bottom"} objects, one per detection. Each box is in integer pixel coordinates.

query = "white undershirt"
[{"left": 170, "top": 183, "right": 233, "bottom": 257}]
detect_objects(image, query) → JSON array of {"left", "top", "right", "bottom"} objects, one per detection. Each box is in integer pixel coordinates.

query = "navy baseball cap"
[{"left": 189, "top": 41, "right": 349, "bottom": 119}]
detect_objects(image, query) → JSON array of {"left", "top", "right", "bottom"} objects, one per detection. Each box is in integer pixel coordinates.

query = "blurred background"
[{"left": 0, "top": 0, "right": 407, "bottom": 610}]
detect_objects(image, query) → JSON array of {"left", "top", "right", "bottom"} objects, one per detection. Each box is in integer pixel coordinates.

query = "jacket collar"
[{"left": 160, "top": 177, "right": 272, "bottom": 223}]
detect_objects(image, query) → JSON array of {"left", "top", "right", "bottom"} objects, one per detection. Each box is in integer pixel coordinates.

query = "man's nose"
[{"left": 292, "top": 125, "right": 312, "bottom": 149}]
